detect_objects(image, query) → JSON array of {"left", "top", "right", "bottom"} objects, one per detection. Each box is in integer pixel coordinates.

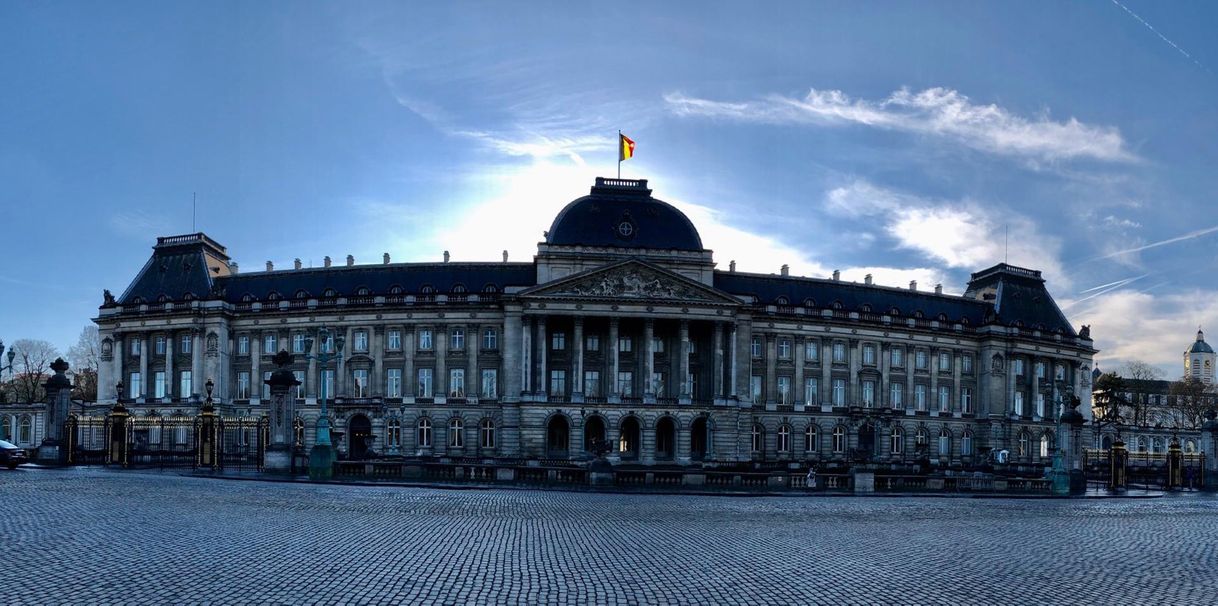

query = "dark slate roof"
[
  {"left": 965, "top": 264, "right": 1077, "bottom": 336},
  {"left": 118, "top": 235, "right": 226, "bottom": 304},
  {"left": 1187, "top": 331, "right": 1213, "bottom": 354},
  {"left": 214, "top": 263, "right": 536, "bottom": 302},
  {"left": 546, "top": 178, "right": 704, "bottom": 251},
  {"left": 713, "top": 272, "right": 991, "bottom": 324}
]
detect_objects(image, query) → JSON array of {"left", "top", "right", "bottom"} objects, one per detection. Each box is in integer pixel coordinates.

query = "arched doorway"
[
  {"left": 349, "top": 414, "right": 372, "bottom": 460},
  {"left": 583, "top": 416, "right": 606, "bottom": 454},
  {"left": 656, "top": 417, "right": 676, "bottom": 460},
  {"left": 619, "top": 416, "right": 641, "bottom": 459},
  {"left": 546, "top": 415, "right": 569, "bottom": 457},
  {"left": 690, "top": 417, "right": 709, "bottom": 461}
]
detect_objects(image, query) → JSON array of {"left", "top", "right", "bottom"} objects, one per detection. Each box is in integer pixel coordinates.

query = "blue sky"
[{"left": 2, "top": 1, "right": 1217, "bottom": 377}]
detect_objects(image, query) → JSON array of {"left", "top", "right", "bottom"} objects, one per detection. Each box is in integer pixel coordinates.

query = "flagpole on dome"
[{"left": 617, "top": 130, "right": 621, "bottom": 179}]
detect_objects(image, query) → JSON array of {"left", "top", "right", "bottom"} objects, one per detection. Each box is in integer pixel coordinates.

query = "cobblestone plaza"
[{"left": 3, "top": 469, "right": 1216, "bottom": 605}]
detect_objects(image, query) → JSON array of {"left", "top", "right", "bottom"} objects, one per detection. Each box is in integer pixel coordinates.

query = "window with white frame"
[
  {"left": 352, "top": 369, "right": 369, "bottom": 397},
  {"left": 418, "top": 329, "right": 433, "bottom": 351},
  {"left": 386, "top": 418, "right": 401, "bottom": 449},
  {"left": 585, "top": 334, "right": 600, "bottom": 352},
  {"left": 938, "top": 352, "right": 951, "bottom": 372},
  {"left": 1014, "top": 391, "right": 1026, "bottom": 416},
  {"left": 805, "top": 378, "right": 819, "bottom": 405},
  {"left": 863, "top": 344, "right": 876, "bottom": 366},
  {"left": 263, "top": 334, "right": 277, "bottom": 355},
  {"left": 293, "top": 371, "right": 305, "bottom": 399},
  {"left": 651, "top": 337, "right": 664, "bottom": 353},
  {"left": 352, "top": 331, "right": 368, "bottom": 352},
  {"left": 915, "top": 350, "right": 928, "bottom": 370},
  {"left": 450, "top": 328, "right": 464, "bottom": 351},
  {"left": 417, "top": 418, "right": 432, "bottom": 447},
  {"left": 890, "top": 427, "right": 904, "bottom": 454},
  {"left": 131, "top": 339, "right": 141, "bottom": 356},
  {"left": 448, "top": 418, "right": 464, "bottom": 448},
  {"left": 179, "top": 371, "right": 192, "bottom": 399},
  {"left": 387, "top": 369, "right": 402, "bottom": 398},
  {"left": 938, "top": 429, "right": 951, "bottom": 457},
  {"left": 482, "top": 328, "right": 497, "bottom": 350},
  {"left": 961, "top": 387, "right": 973, "bottom": 414},
  {"left": 890, "top": 347, "right": 904, "bottom": 367},
  {"left": 388, "top": 329, "right": 402, "bottom": 351},
  {"left": 805, "top": 340, "right": 820, "bottom": 363},
  {"left": 751, "top": 424, "right": 764, "bottom": 452},
  {"left": 1013, "top": 358, "right": 1025, "bottom": 376},
  {"left": 552, "top": 331, "right": 566, "bottom": 351},
  {"left": 154, "top": 371, "right": 166, "bottom": 399},
  {"left": 1039, "top": 433, "right": 1050, "bottom": 458},
  {"left": 481, "top": 369, "right": 497, "bottom": 398},
  {"left": 1035, "top": 393, "right": 1046, "bottom": 417},
  {"left": 962, "top": 354, "right": 973, "bottom": 374},
  {"left": 652, "top": 372, "right": 665, "bottom": 397},
  {"left": 915, "top": 428, "right": 928, "bottom": 452},
  {"left": 751, "top": 337, "right": 762, "bottom": 358},
  {"left": 262, "top": 371, "right": 272, "bottom": 399},
  {"left": 914, "top": 384, "right": 927, "bottom": 411},
  {"left": 583, "top": 370, "right": 600, "bottom": 397},
  {"left": 480, "top": 418, "right": 495, "bottom": 449},
  {"left": 751, "top": 375, "right": 763, "bottom": 402},
  {"left": 832, "top": 379, "right": 846, "bottom": 406},
  {"left": 777, "top": 376, "right": 791, "bottom": 405},
  {"left": 291, "top": 334, "right": 304, "bottom": 353},
  {"left": 1055, "top": 364, "right": 1065, "bottom": 381},
  {"left": 320, "top": 334, "right": 334, "bottom": 354},
  {"left": 832, "top": 342, "right": 846, "bottom": 363},
  {"left": 321, "top": 370, "right": 335, "bottom": 399},
  {"left": 804, "top": 425, "right": 819, "bottom": 452},
  {"left": 890, "top": 383, "right": 903, "bottom": 409},
  {"left": 237, "top": 335, "right": 249, "bottom": 355},
  {"left": 618, "top": 336, "right": 632, "bottom": 353},
  {"left": 832, "top": 426, "right": 846, "bottom": 453},
  {"left": 777, "top": 425, "right": 791, "bottom": 452},
  {"left": 549, "top": 370, "right": 566, "bottom": 395},
  {"left": 962, "top": 432, "right": 974, "bottom": 456},
  {"left": 1017, "top": 432, "right": 1030, "bottom": 457},
  {"left": 937, "top": 386, "right": 950, "bottom": 412},
  {"left": 617, "top": 371, "right": 633, "bottom": 396},
  {"left": 778, "top": 339, "right": 791, "bottom": 360},
  {"left": 417, "top": 368, "right": 433, "bottom": 397},
  {"left": 237, "top": 371, "right": 250, "bottom": 399},
  {"left": 862, "top": 380, "right": 875, "bottom": 407},
  {"left": 449, "top": 369, "right": 465, "bottom": 397},
  {"left": 154, "top": 336, "right": 166, "bottom": 355},
  {"left": 180, "top": 335, "right": 192, "bottom": 354}
]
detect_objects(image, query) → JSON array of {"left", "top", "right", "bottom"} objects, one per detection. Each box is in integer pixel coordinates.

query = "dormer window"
[
  {"left": 322, "top": 288, "right": 337, "bottom": 298},
  {"left": 913, "top": 310, "right": 924, "bottom": 319},
  {"left": 388, "top": 285, "right": 404, "bottom": 295},
  {"left": 803, "top": 298, "right": 815, "bottom": 308},
  {"left": 483, "top": 284, "right": 499, "bottom": 293},
  {"left": 937, "top": 313, "right": 947, "bottom": 322},
  {"left": 832, "top": 301, "right": 843, "bottom": 310},
  {"left": 860, "top": 304, "right": 872, "bottom": 313},
  {"left": 267, "top": 291, "right": 281, "bottom": 301},
  {"left": 355, "top": 286, "right": 371, "bottom": 296},
  {"left": 452, "top": 284, "right": 467, "bottom": 294},
  {"left": 158, "top": 295, "right": 170, "bottom": 303},
  {"left": 775, "top": 296, "right": 788, "bottom": 305},
  {"left": 241, "top": 294, "right": 254, "bottom": 303},
  {"left": 295, "top": 289, "right": 309, "bottom": 299}
]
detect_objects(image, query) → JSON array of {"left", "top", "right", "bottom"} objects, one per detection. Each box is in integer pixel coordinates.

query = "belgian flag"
[{"left": 619, "top": 132, "right": 635, "bottom": 162}]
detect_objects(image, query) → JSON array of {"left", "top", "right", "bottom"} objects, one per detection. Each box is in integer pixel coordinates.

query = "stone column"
[
  {"left": 114, "top": 333, "right": 125, "bottom": 399},
  {"left": 794, "top": 336, "right": 805, "bottom": 410},
  {"left": 713, "top": 323, "right": 725, "bottom": 399},
  {"left": 467, "top": 323, "right": 479, "bottom": 400},
  {"left": 848, "top": 338, "right": 860, "bottom": 407},
  {"left": 435, "top": 324, "right": 448, "bottom": 397},
  {"left": 264, "top": 351, "right": 301, "bottom": 472},
  {"left": 522, "top": 318, "right": 532, "bottom": 394},
  {"left": 339, "top": 326, "right": 353, "bottom": 397},
  {"left": 191, "top": 330, "right": 203, "bottom": 399},
  {"left": 643, "top": 319, "right": 655, "bottom": 398},
  {"left": 904, "top": 348, "right": 915, "bottom": 414},
  {"left": 734, "top": 315, "right": 753, "bottom": 405},
  {"left": 404, "top": 329, "right": 416, "bottom": 397},
  {"left": 679, "top": 320, "right": 691, "bottom": 398},
  {"left": 572, "top": 318, "right": 584, "bottom": 399},
  {"left": 307, "top": 334, "right": 318, "bottom": 399},
  {"left": 503, "top": 310, "right": 522, "bottom": 401},
  {"left": 164, "top": 332, "right": 174, "bottom": 402},
  {"left": 38, "top": 358, "right": 72, "bottom": 464},
  {"left": 609, "top": 318, "right": 620, "bottom": 399},
  {"left": 372, "top": 327, "right": 384, "bottom": 397},
  {"left": 879, "top": 343, "right": 891, "bottom": 408},
  {"left": 764, "top": 333, "right": 777, "bottom": 408},
  {"left": 535, "top": 317, "right": 547, "bottom": 397},
  {"left": 728, "top": 324, "right": 737, "bottom": 398},
  {"left": 952, "top": 349, "right": 962, "bottom": 415},
  {"left": 929, "top": 347, "right": 940, "bottom": 415},
  {"left": 138, "top": 334, "right": 149, "bottom": 402},
  {"left": 251, "top": 334, "right": 262, "bottom": 403}
]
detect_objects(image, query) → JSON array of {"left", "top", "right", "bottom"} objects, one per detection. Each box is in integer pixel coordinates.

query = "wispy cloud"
[
  {"left": 1070, "top": 288, "right": 1218, "bottom": 377},
  {"left": 1083, "top": 223, "right": 1218, "bottom": 263},
  {"left": 666, "top": 87, "right": 1136, "bottom": 163},
  {"left": 1109, "top": 0, "right": 1211, "bottom": 74}
]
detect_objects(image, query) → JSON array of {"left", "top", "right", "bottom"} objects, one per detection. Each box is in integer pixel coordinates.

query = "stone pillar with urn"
[{"left": 264, "top": 350, "right": 301, "bottom": 472}]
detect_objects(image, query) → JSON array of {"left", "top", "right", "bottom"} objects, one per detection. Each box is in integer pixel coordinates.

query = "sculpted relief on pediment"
[{"left": 550, "top": 267, "right": 712, "bottom": 301}]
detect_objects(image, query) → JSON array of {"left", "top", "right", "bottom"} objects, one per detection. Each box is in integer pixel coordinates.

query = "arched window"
[
  {"left": 417, "top": 418, "right": 432, "bottom": 448},
  {"left": 355, "top": 287, "right": 371, "bottom": 296},
  {"left": 322, "top": 288, "right": 337, "bottom": 299},
  {"left": 1136, "top": 436, "right": 1148, "bottom": 452},
  {"left": 889, "top": 307, "right": 901, "bottom": 316},
  {"left": 419, "top": 285, "right": 435, "bottom": 301},
  {"left": 832, "top": 426, "right": 846, "bottom": 454},
  {"left": 386, "top": 418, "right": 401, "bottom": 449},
  {"left": 803, "top": 298, "right": 816, "bottom": 308},
  {"left": 1040, "top": 433, "right": 1052, "bottom": 458},
  {"left": 267, "top": 291, "right": 281, "bottom": 301},
  {"left": 751, "top": 424, "right": 764, "bottom": 453},
  {"left": 775, "top": 296, "right": 789, "bottom": 305},
  {"left": 890, "top": 426, "right": 904, "bottom": 455},
  {"left": 480, "top": 419, "right": 496, "bottom": 449},
  {"left": 913, "top": 310, "right": 924, "bottom": 319},
  {"left": 915, "top": 428, "right": 928, "bottom": 454},
  {"left": 1185, "top": 439, "right": 1197, "bottom": 453},
  {"left": 937, "top": 313, "right": 948, "bottom": 322},
  {"left": 388, "top": 285, "right": 404, "bottom": 295},
  {"left": 483, "top": 284, "right": 499, "bottom": 294},
  {"left": 938, "top": 428, "right": 951, "bottom": 457},
  {"left": 241, "top": 294, "right": 255, "bottom": 303},
  {"left": 777, "top": 424, "right": 791, "bottom": 452},
  {"left": 961, "top": 431, "right": 974, "bottom": 456},
  {"left": 158, "top": 294, "right": 169, "bottom": 303},
  {"left": 448, "top": 418, "right": 464, "bottom": 448},
  {"left": 451, "top": 284, "right": 467, "bottom": 293},
  {"left": 860, "top": 304, "right": 872, "bottom": 313},
  {"left": 832, "top": 301, "right": 843, "bottom": 310},
  {"left": 804, "top": 425, "right": 819, "bottom": 452},
  {"left": 18, "top": 416, "right": 32, "bottom": 444},
  {"left": 1018, "top": 432, "right": 1031, "bottom": 458}
]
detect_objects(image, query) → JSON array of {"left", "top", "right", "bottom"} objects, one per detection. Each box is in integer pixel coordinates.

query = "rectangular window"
[
  {"left": 961, "top": 387, "right": 973, "bottom": 414},
  {"left": 750, "top": 375, "right": 763, "bottom": 401},
  {"left": 549, "top": 370, "right": 566, "bottom": 395},
  {"left": 891, "top": 347, "right": 904, "bottom": 368},
  {"left": 1013, "top": 359, "right": 1025, "bottom": 376},
  {"left": 890, "top": 383, "right": 904, "bottom": 409},
  {"left": 862, "top": 345, "right": 876, "bottom": 366},
  {"left": 552, "top": 332, "right": 566, "bottom": 351},
  {"left": 805, "top": 341, "right": 820, "bottom": 363},
  {"left": 651, "top": 337, "right": 664, "bottom": 353},
  {"left": 832, "top": 342, "right": 846, "bottom": 363},
  {"left": 292, "top": 334, "right": 306, "bottom": 354},
  {"left": 180, "top": 335, "right": 192, "bottom": 354},
  {"left": 352, "top": 369, "right": 369, "bottom": 397},
  {"left": 237, "top": 372, "right": 250, "bottom": 399},
  {"left": 387, "top": 369, "right": 402, "bottom": 398},
  {"left": 154, "top": 371, "right": 166, "bottom": 399},
  {"left": 128, "top": 372, "right": 141, "bottom": 399},
  {"left": 179, "top": 371, "right": 192, "bottom": 400},
  {"left": 1034, "top": 361, "right": 1045, "bottom": 378},
  {"left": 805, "top": 378, "right": 819, "bottom": 405},
  {"left": 653, "top": 372, "right": 665, "bottom": 397},
  {"left": 262, "top": 371, "right": 271, "bottom": 400},
  {"left": 832, "top": 379, "right": 846, "bottom": 406},
  {"left": 482, "top": 328, "right": 497, "bottom": 350},
  {"left": 293, "top": 371, "right": 305, "bottom": 399},
  {"left": 584, "top": 370, "right": 600, "bottom": 397},
  {"left": 1014, "top": 391, "right": 1026, "bottom": 416},
  {"left": 938, "top": 352, "right": 951, "bottom": 373},
  {"left": 388, "top": 329, "right": 402, "bottom": 351},
  {"left": 449, "top": 369, "right": 465, "bottom": 397},
  {"left": 237, "top": 335, "right": 249, "bottom": 355},
  {"left": 321, "top": 370, "right": 335, "bottom": 399},
  {"left": 862, "top": 380, "right": 875, "bottom": 407},
  {"left": 777, "top": 376, "right": 792, "bottom": 404},
  {"left": 450, "top": 328, "right": 464, "bottom": 351},
  {"left": 131, "top": 339, "right": 142, "bottom": 356},
  {"left": 617, "top": 371, "right": 634, "bottom": 396},
  {"left": 154, "top": 336, "right": 166, "bottom": 355},
  {"left": 481, "top": 369, "right": 498, "bottom": 398},
  {"left": 688, "top": 339, "right": 697, "bottom": 354},
  {"left": 320, "top": 334, "right": 334, "bottom": 354},
  {"left": 263, "top": 334, "right": 277, "bottom": 355},
  {"left": 962, "top": 354, "right": 973, "bottom": 374},
  {"left": 914, "top": 384, "right": 927, "bottom": 411},
  {"left": 417, "top": 368, "right": 433, "bottom": 397},
  {"left": 1055, "top": 364, "right": 1065, "bottom": 381},
  {"left": 751, "top": 337, "right": 762, "bottom": 358},
  {"left": 418, "top": 329, "right": 433, "bottom": 351},
  {"left": 938, "top": 386, "right": 950, "bottom": 412},
  {"left": 915, "top": 350, "right": 928, "bottom": 370},
  {"left": 778, "top": 339, "right": 791, "bottom": 360},
  {"left": 585, "top": 335, "right": 600, "bottom": 352},
  {"left": 618, "top": 337, "right": 633, "bottom": 353},
  {"left": 353, "top": 330, "right": 368, "bottom": 352},
  {"left": 1036, "top": 393, "right": 1046, "bottom": 417}
]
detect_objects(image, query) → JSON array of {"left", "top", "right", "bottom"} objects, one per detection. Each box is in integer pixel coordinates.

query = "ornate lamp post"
[
  {"left": 302, "top": 328, "right": 344, "bottom": 481},
  {"left": 0, "top": 342, "right": 15, "bottom": 402}
]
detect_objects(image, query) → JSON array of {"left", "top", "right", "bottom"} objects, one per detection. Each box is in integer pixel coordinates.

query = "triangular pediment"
[{"left": 521, "top": 260, "right": 741, "bottom": 305}]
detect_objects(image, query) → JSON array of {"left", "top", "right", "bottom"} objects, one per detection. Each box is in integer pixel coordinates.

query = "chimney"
[
  {"left": 502, "top": 250, "right": 509, "bottom": 263},
  {"left": 729, "top": 260, "right": 737, "bottom": 272},
  {"left": 443, "top": 250, "right": 450, "bottom": 263},
  {"left": 780, "top": 264, "right": 789, "bottom": 276},
  {"left": 864, "top": 274, "right": 873, "bottom": 286},
  {"left": 265, "top": 261, "right": 273, "bottom": 272},
  {"left": 346, "top": 255, "right": 354, "bottom": 267},
  {"left": 383, "top": 253, "right": 390, "bottom": 265},
  {"left": 832, "top": 270, "right": 840, "bottom": 281},
  {"left": 228, "top": 261, "right": 239, "bottom": 274},
  {"left": 323, "top": 256, "right": 332, "bottom": 268},
  {"left": 935, "top": 283, "right": 943, "bottom": 295},
  {"left": 294, "top": 258, "right": 302, "bottom": 270},
  {"left": 909, "top": 280, "right": 917, "bottom": 291}
]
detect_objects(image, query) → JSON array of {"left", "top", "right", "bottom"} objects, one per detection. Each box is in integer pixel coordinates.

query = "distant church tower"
[{"left": 1184, "top": 328, "right": 1215, "bottom": 385}]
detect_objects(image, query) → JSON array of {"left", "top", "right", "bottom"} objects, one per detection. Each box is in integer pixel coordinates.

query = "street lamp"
[
  {"left": 301, "top": 327, "right": 345, "bottom": 480},
  {"left": 0, "top": 341, "right": 16, "bottom": 402}
]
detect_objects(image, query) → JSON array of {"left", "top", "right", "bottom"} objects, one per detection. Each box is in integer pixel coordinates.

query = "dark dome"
[
  {"left": 546, "top": 178, "right": 704, "bottom": 251},
  {"left": 1188, "top": 330, "right": 1214, "bottom": 354}
]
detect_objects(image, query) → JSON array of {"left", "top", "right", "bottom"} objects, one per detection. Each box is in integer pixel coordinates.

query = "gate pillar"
[
  {"left": 1201, "top": 410, "right": 1218, "bottom": 491},
  {"left": 264, "top": 351, "right": 301, "bottom": 473},
  {"left": 1167, "top": 437, "right": 1183, "bottom": 490},
  {"left": 106, "top": 401, "right": 131, "bottom": 467},
  {"left": 195, "top": 379, "right": 220, "bottom": 469},
  {"left": 1108, "top": 439, "right": 1127, "bottom": 491}
]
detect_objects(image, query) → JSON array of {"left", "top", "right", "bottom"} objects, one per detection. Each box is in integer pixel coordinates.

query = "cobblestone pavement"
[{"left": 2, "top": 468, "right": 1217, "bottom": 605}]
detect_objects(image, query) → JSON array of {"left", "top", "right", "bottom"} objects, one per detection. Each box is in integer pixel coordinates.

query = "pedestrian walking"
[{"left": 806, "top": 466, "right": 817, "bottom": 490}]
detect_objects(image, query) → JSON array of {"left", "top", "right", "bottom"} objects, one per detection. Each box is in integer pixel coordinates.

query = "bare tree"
[
  {"left": 1118, "top": 360, "right": 1163, "bottom": 427},
  {"left": 10, "top": 338, "right": 60, "bottom": 403},
  {"left": 1168, "top": 377, "right": 1214, "bottom": 430},
  {"left": 67, "top": 325, "right": 100, "bottom": 401}
]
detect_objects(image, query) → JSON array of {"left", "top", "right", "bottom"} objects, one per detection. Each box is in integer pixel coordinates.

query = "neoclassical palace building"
[{"left": 95, "top": 177, "right": 1095, "bottom": 468}]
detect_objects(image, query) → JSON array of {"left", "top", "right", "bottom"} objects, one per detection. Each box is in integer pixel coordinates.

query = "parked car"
[{"left": 0, "top": 440, "right": 28, "bottom": 469}]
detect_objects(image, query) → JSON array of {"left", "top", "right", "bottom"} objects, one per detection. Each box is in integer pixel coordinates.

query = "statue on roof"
[
  {"left": 102, "top": 289, "right": 115, "bottom": 306},
  {"left": 1079, "top": 324, "right": 1091, "bottom": 339}
]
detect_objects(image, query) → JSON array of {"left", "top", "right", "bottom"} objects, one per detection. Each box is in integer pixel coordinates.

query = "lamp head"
[
  {"left": 115, "top": 381, "right": 124, "bottom": 398},
  {"left": 6, "top": 349, "right": 13, "bottom": 365},
  {"left": 303, "top": 335, "right": 314, "bottom": 354},
  {"left": 336, "top": 335, "right": 346, "bottom": 353},
  {"left": 205, "top": 378, "right": 214, "bottom": 398}
]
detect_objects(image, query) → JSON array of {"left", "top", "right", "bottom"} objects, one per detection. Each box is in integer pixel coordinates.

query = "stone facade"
[{"left": 93, "top": 177, "right": 1096, "bottom": 469}]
